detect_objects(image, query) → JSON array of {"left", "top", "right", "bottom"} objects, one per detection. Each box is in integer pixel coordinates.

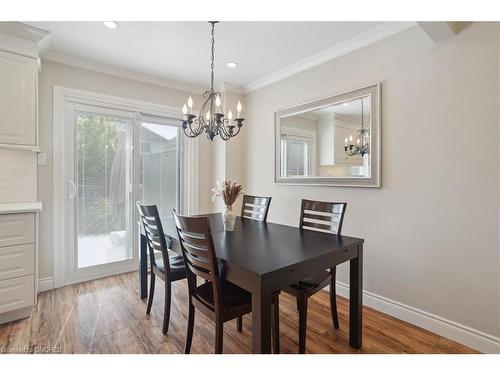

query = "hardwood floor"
[{"left": 0, "top": 272, "right": 478, "bottom": 354}]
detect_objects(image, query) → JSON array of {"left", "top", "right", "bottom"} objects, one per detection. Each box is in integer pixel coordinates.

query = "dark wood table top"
[{"left": 161, "top": 213, "right": 364, "bottom": 279}]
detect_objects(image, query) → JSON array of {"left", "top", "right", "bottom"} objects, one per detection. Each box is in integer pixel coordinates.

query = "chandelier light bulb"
[
  {"left": 228, "top": 110, "right": 233, "bottom": 121},
  {"left": 345, "top": 137, "right": 348, "bottom": 145},
  {"left": 356, "top": 138, "right": 361, "bottom": 145},
  {"left": 349, "top": 135, "right": 353, "bottom": 143},
  {"left": 215, "top": 95, "right": 221, "bottom": 107},
  {"left": 182, "top": 103, "right": 187, "bottom": 115},
  {"left": 206, "top": 110, "right": 211, "bottom": 120},
  {"left": 187, "top": 96, "right": 193, "bottom": 108},
  {"left": 237, "top": 101, "right": 242, "bottom": 117}
]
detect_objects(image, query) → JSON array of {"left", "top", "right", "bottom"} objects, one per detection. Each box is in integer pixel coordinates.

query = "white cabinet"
[
  {"left": 0, "top": 50, "right": 37, "bottom": 149},
  {"left": 0, "top": 212, "right": 35, "bottom": 247},
  {"left": 0, "top": 206, "right": 41, "bottom": 324},
  {"left": 0, "top": 275, "right": 34, "bottom": 315}
]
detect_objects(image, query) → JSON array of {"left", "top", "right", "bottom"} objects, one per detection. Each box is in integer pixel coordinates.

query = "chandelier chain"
[
  {"left": 361, "top": 98, "right": 364, "bottom": 130},
  {"left": 210, "top": 21, "right": 215, "bottom": 92}
]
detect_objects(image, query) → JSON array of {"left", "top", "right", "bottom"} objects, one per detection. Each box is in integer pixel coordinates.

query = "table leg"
[
  {"left": 140, "top": 233, "right": 148, "bottom": 299},
  {"left": 251, "top": 283, "right": 273, "bottom": 354},
  {"left": 349, "top": 243, "right": 363, "bottom": 349}
]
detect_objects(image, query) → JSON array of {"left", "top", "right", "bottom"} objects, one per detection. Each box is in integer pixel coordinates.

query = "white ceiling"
[{"left": 26, "top": 21, "right": 413, "bottom": 91}]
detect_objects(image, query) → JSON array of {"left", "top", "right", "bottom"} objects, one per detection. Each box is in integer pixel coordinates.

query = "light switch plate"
[{"left": 37, "top": 152, "right": 47, "bottom": 166}]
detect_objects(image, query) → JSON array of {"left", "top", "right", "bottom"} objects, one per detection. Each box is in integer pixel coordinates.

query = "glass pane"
[
  {"left": 283, "top": 135, "right": 310, "bottom": 177},
  {"left": 76, "top": 112, "right": 133, "bottom": 268},
  {"left": 140, "top": 119, "right": 181, "bottom": 221}
]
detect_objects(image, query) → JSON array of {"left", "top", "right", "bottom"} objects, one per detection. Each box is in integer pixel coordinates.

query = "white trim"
[
  {"left": 334, "top": 281, "right": 500, "bottom": 354},
  {"left": 52, "top": 86, "right": 197, "bottom": 288},
  {"left": 243, "top": 22, "right": 415, "bottom": 93},
  {"left": 38, "top": 277, "right": 54, "bottom": 292},
  {"left": 54, "top": 86, "right": 182, "bottom": 119},
  {"left": 0, "top": 22, "right": 49, "bottom": 43},
  {"left": 43, "top": 50, "right": 204, "bottom": 94},
  {"left": 184, "top": 137, "right": 199, "bottom": 215},
  {"left": 218, "top": 82, "right": 245, "bottom": 95},
  {"left": 53, "top": 87, "right": 66, "bottom": 288}
]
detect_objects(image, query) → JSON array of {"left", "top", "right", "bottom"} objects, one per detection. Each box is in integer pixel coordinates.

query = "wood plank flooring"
[{"left": 0, "top": 272, "right": 478, "bottom": 354}]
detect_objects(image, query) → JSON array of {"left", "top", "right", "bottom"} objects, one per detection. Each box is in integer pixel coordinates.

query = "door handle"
[{"left": 68, "top": 179, "right": 77, "bottom": 200}]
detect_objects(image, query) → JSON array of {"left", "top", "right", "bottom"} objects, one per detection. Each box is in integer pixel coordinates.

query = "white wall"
[
  {"left": 37, "top": 60, "right": 215, "bottom": 279},
  {"left": 0, "top": 149, "right": 37, "bottom": 202},
  {"left": 243, "top": 22, "right": 500, "bottom": 343}
]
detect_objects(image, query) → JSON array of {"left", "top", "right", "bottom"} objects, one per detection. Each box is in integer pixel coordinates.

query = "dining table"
[{"left": 139, "top": 213, "right": 364, "bottom": 354}]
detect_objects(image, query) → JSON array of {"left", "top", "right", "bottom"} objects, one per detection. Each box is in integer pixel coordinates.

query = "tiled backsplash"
[{"left": 0, "top": 149, "right": 37, "bottom": 202}]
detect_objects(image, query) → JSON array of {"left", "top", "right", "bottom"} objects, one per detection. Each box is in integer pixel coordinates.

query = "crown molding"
[
  {"left": 218, "top": 82, "right": 245, "bottom": 95},
  {"left": 243, "top": 21, "right": 416, "bottom": 93},
  {"left": 42, "top": 50, "right": 204, "bottom": 94},
  {"left": 0, "top": 22, "right": 49, "bottom": 42}
]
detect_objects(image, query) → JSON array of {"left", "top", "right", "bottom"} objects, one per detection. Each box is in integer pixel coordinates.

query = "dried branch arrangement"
[{"left": 211, "top": 180, "right": 243, "bottom": 207}]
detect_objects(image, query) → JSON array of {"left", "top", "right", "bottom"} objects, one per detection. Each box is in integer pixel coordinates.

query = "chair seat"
[
  {"left": 194, "top": 280, "right": 252, "bottom": 313},
  {"left": 156, "top": 255, "right": 186, "bottom": 280},
  {"left": 283, "top": 270, "right": 330, "bottom": 296}
]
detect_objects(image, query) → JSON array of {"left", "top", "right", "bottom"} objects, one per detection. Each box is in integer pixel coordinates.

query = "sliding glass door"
[
  {"left": 139, "top": 115, "right": 182, "bottom": 220},
  {"left": 65, "top": 101, "right": 183, "bottom": 284},
  {"left": 76, "top": 110, "right": 134, "bottom": 269}
]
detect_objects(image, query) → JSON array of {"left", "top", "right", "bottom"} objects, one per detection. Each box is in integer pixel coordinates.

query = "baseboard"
[
  {"left": 334, "top": 281, "right": 500, "bottom": 354},
  {"left": 38, "top": 277, "right": 54, "bottom": 292}
]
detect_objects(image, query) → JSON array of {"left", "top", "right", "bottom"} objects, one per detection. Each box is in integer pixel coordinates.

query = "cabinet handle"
[{"left": 68, "top": 180, "right": 77, "bottom": 200}]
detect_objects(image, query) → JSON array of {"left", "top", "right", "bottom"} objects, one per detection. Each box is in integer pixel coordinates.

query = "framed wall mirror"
[{"left": 275, "top": 83, "right": 380, "bottom": 187}]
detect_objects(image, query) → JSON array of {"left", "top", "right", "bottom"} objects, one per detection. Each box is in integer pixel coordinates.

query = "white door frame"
[{"left": 53, "top": 86, "right": 199, "bottom": 288}]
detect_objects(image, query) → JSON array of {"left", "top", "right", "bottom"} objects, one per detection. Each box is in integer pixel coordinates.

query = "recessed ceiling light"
[
  {"left": 103, "top": 21, "right": 118, "bottom": 29},
  {"left": 227, "top": 61, "right": 238, "bottom": 68}
]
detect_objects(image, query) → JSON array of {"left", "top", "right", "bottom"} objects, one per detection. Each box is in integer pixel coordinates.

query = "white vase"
[{"left": 222, "top": 205, "right": 236, "bottom": 231}]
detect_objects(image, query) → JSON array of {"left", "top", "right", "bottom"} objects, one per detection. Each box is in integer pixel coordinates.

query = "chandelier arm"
[
  {"left": 219, "top": 130, "right": 230, "bottom": 141},
  {"left": 188, "top": 118, "right": 203, "bottom": 136},
  {"left": 220, "top": 118, "right": 237, "bottom": 138},
  {"left": 218, "top": 119, "right": 229, "bottom": 135},
  {"left": 183, "top": 126, "right": 199, "bottom": 138}
]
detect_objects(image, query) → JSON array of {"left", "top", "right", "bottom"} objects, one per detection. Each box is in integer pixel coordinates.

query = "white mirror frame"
[{"left": 274, "top": 83, "right": 381, "bottom": 187}]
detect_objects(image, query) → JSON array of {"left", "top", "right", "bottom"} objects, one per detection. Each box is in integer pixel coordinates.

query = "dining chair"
[
  {"left": 137, "top": 204, "right": 187, "bottom": 334},
  {"left": 173, "top": 211, "right": 280, "bottom": 354},
  {"left": 236, "top": 194, "right": 273, "bottom": 332},
  {"left": 283, "top": 199, "right": 347, "bottom": 353},
  {"left": 240, "top": 194, "right": 272, "bottom": 222}
]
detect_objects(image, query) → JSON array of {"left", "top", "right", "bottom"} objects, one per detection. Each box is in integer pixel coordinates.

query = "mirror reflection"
[{"left": 279, "top": 96, "right": 371, "bottom": 179}]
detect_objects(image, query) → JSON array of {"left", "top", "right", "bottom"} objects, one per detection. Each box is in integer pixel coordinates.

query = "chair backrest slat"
[
  {"left": 173, "top": 211, "right": 222, "bottom": 311},
  {"left": 240, "top": 195, "right": 272, "bottom": 222},
  {"left": 299, "top": 199, "right": 347, "bottom": 235},
  {"left": 137, "top": 204, "right": 172, "bottom": 273}
]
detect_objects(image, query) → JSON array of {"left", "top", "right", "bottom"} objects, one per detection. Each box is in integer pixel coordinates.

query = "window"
[
  {"left": 139, "top": 115, "right": 182, "bottom": 221},
  {"left": 281, "top": 134, "right": 312, "bottom": 177}
]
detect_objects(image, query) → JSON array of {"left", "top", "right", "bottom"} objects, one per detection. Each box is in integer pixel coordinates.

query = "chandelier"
[
  {"left": 181, "top": 21, "right": 244, "bottom": 141},
  {"left": 344, "top": 98, "right": 370, "bottom": 157}
]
